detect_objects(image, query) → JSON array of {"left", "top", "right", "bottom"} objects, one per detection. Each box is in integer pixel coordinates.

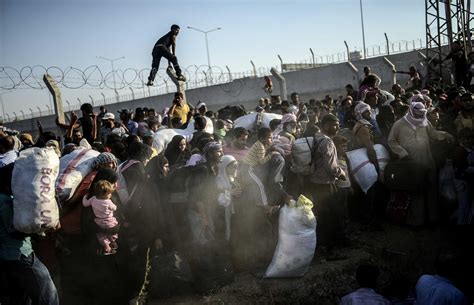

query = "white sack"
[
  {"left": 265, "top": 195, "right": 316, "bottom": 278},
  {"left": 12, "top": 147, "right": 60, "bottom": 234},
  {"left": 234, "top": 113, "right": 282, "bottom": 130},
  {"left": 346, "top": 144, "right": 390, "bottom": 193},
  {"left": 152, "top": 128, "right": 193, "bottom": 154},
  {"left": 56, "top": 148, "right": 99, "bottom": 203}
]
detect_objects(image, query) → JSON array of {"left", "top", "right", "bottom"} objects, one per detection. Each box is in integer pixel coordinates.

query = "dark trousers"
[
  {"left": 0, "top": 252, "right": 59, "bottom": 305},
  {"left": 148, "top": 45, "right": 182, "bottom": 82},
  {"left": 310, "top": 183, "right": 345, "bottom": 248}
]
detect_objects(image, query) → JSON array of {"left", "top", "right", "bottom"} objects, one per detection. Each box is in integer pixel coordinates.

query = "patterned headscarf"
[
  {"left": 202, "top": 141, "right": 222, "bottom": 158},
  {"left": 354, "top": 101, "right": 371, "bottom": 121},
  {"left": 92, "top": 152, "right": 117, "bottom": 169},
  {"left": 274, "top": 113, "right": 297, "bottom": 136},
  {"left": 405, "top": 96, "right": 428, "bottom": 128}
]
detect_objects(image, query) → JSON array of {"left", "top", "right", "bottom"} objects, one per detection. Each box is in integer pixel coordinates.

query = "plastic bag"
[{"left": 439, "top": 159, "right": 457, "bottom": 201}]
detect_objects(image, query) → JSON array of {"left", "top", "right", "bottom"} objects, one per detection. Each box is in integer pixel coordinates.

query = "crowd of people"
[{"left": 1, "top": 45, "right": 474, "bottom": 304}]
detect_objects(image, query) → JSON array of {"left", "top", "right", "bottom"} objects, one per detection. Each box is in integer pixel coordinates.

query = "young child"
[
  {"left": 243, "top": 127, "right": 288, "bottom": 208},
  {"left": 82, "top": 180, "right": 119, "bottom": 255},
  {"left": 216, "top": 155, "right": 242, "bottom": 241}
]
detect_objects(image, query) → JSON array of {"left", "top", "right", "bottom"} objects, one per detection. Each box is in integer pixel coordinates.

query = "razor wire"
[
  {"left": 0, "top": 38, "right": 426, "bottom": 91},
  {"left": 0, "top": 64, "right": 265, "bottom": 91}
]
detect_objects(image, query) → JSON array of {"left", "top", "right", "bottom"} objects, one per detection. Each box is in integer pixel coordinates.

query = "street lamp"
[
  {"left": 359, "top": 0, "right": 367, "bottom": 59},
  {"left": 187, "top": 26, "right": 221, "bottom": 68},
  {"left": 97, "top": 56, "right": 125, "bottom": 91}
]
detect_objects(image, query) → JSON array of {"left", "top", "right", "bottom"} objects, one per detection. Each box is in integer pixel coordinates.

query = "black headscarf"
[
  {"left": 146, "top": 154, "right": 169, "bottom": 184},
  {"left": 87, "top": 168, "right": 118, "bottom": 199},
  {"left": 164, "top": 135, "right": 190, "bottom": 166}
]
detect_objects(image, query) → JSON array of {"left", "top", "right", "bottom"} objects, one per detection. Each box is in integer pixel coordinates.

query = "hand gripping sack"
[
  {"left": 346, "top": 144, "right": 390, "bottom": 193},
  {"left": 12, "top": 147, "right": 60, "bottom": 234},
  {"left": 56, "top": 148, "right": 100, "bottom": 203},
  {"left": 264, "top": 195, "right": 317, "bottom": 278}
]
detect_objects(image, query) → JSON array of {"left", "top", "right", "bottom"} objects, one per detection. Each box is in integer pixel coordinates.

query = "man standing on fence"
[{"left": 147, "top": 24, "right": 186, "bottom": 86}]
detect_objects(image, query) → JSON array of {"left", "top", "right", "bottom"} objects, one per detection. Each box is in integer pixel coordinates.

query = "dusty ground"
[{"left": 148, "top": 222, "right": 461, "bottom": 305}]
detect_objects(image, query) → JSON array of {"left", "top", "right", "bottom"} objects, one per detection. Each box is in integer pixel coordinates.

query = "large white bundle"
[
  {"left": 265, "top": 195, "right": 317, "bottom": 278},
  {"left": 346, "top": 144, "right": 390, "bottom": 193},
  {"left": 184, "top": 116, "right": 214, "bottom": 135},
  {"left": 152, "top": 128, "right": 193, "bottom": 154},
  {"left": 234, "top": 113, "right": 282, "bottom": 130},
  {"left": 12, "top": 147, "right": 60, "bottom": 234},
  {"left": 290, "top": 137, "right": 314, "bottom": 175},
  {"left": 56, "top": 148, "right": 100, "bottom": 203}
]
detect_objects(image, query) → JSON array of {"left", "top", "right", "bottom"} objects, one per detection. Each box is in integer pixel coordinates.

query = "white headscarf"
[
  {"left": 216, "top": 154, "right": 237, "bottom": 241},
  {"left": 216, "top": 155, "right": 237, "bottom": 191},
  {"left": 404, "top": 96, "right": 428, "bottom": 129}
]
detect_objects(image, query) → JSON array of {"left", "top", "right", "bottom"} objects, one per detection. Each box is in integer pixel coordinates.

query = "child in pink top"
[{"left": 82, "top": 180, "right": 118, "bottom": 255}]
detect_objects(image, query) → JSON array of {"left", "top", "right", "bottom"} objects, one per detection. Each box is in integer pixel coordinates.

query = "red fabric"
[
  {"left": 386, "top": 191, "right": 412, "bottom": 224},
  {"left": 59, "top": 170, "right": 97, "bottom": 235}
]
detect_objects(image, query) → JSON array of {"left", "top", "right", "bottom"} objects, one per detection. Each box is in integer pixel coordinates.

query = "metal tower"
[{"left": 425, "top": 0, "right": 472, "bottom": 86}]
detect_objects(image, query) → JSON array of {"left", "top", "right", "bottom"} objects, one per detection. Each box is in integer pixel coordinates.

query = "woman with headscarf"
[
  {"left": 164, "top": 135, "right": 191, "bottom": 169},
  {"left": 388, "top": 95, "right": 455, "bottom": 225},
  {"left": 145, "top": 154, "right": 179, "bottom": 249},
  {"left": 187, "top": 141, "right": 223, "bottom": 243},
  {"left": 60, "top": 167, "right": 127, "bottom": 305},
  {"left": 57, "top": 153, "right": 119, "bottom": 304},
  {"left": 117, "top": 142, "right": 161, "bottom": 299}
]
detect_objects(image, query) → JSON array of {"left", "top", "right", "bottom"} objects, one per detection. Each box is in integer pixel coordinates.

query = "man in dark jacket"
[{"left": 147, "top": 24, "right": 186, "bottom": 86}]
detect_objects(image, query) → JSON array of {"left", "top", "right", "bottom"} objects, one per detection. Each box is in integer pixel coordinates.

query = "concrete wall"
[{"left": 7, "top": 50, "right": 426, "bottom": 135}]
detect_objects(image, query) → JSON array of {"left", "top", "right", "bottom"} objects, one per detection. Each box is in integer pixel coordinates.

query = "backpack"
[
  {"left": 309, "top": 135, "right": 327, "bottom": 174},
  {"left": 116, "top": 160, "right": 140, "bottom": 205}
]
